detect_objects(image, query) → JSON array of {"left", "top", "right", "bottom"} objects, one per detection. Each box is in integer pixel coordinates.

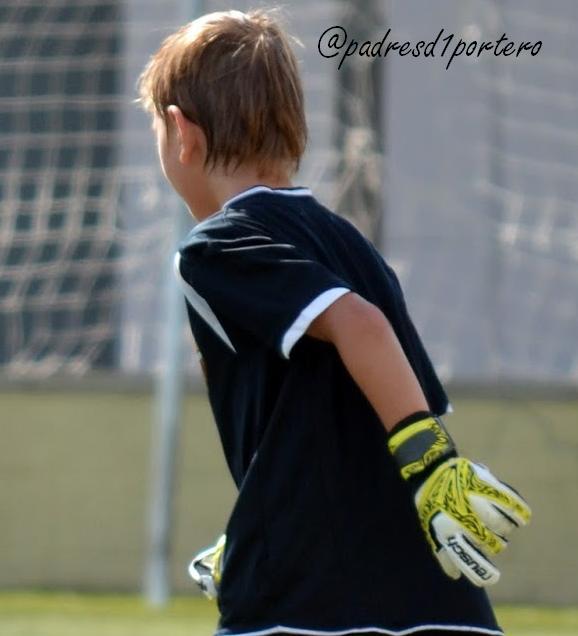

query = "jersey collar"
[{"left": 222, "top": 185, "right": 312, "bottom": 209}]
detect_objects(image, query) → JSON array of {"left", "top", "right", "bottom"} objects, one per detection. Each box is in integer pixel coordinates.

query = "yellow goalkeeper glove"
[
  {"left": 387, "top": 410, "right": 531, "bottom": 587},
  {"left": 188, "top": 533, "right": 226, "bottom": 600}
]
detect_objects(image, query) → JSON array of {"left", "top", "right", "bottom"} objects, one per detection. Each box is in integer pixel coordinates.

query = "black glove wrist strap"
[{"left": 387, "top": 410, "right": 458, "bottom": 487}]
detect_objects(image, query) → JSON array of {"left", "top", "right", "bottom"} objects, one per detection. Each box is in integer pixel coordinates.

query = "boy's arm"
[
  {"left": 306, "top": 291, "right": 531, "bottom": 588},
  {"left": 306, "top": 290, "right": 429, "bottom": 432}
]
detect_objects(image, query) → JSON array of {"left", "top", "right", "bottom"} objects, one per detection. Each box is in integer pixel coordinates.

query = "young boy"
[{"left": 137, "top": 9, "right": 531, "bottom": 636}]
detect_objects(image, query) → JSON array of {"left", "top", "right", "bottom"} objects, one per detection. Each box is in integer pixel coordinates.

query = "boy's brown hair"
[{"left": 137, "top": 8, "right": 307, "bottom": 177}]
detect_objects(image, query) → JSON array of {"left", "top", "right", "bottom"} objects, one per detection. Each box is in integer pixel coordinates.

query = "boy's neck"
[{"left": 189, "top": 165, "right": 294, "bottom": 222}]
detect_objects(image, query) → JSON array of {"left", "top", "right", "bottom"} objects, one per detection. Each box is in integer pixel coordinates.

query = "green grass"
[
  {"left": 0, "top": 592, "right": 218, "bottom": 636},
  {"left": 497, "top": 605, "right": 578, "bottom": 635},
  {"left": 0, "top": 593, "right": 577, "bottom": 636}
]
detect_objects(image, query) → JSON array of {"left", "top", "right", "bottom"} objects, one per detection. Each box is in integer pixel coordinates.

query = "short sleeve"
[{"left": 174, "top": 213, "right": 352, "bottom": 359}]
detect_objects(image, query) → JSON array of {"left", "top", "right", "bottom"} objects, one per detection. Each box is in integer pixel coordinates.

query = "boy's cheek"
[
  {"left": 160, "top": 157, "right": 177, "bottom": 187},
  {"left": 157, "top": 136, "right": 176, "bottom": 183},
  {"left": 160, "top": 155, "right": 190, "bottom": 199}
]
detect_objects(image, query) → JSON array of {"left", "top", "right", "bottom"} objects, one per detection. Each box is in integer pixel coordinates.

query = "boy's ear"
[{"left": 166, "top": 105, "right": 205, "bottom": 165}]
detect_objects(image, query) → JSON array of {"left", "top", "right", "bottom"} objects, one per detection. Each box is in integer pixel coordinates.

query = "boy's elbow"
[{"left": 306, "top": 292, "right": 387, "bottom": 345}]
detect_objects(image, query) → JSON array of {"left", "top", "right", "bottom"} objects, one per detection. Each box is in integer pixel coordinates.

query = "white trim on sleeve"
[
  {"left": 281, "top": 287, "right": 351, "bottom": 359},
  {"left": 173, "top": 252, "right": 237, "bottom": 354}
]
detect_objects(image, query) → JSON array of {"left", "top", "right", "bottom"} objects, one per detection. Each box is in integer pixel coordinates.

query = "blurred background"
[{"left": 1, "top": 0, "right": 577, "bottom": 634}]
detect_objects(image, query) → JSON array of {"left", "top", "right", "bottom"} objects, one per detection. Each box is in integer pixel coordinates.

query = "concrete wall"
[{"left": 1, "top": 383, "right": 576, "bottom": 604}]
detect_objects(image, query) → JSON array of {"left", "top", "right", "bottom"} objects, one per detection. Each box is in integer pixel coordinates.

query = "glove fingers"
[
  {"left": 472, "top": 463, "right": 532, "bottom": 527},
  {"left": 213, "top": 533, "right": 227, "bottom": 585},
  {"left": 436, "top": 546, "right": 461, "bottom": 580},
  {"left": 443, "top": 532, "right": 500, "bottom": 587},
  {"left": 491, "top": 501, "right": 528, "bottom": 530},
  {"left": 429, "top": 514, "right": 463, "bottom": 580},
  {"left": 188, "top": 558, "right": 218, "bottom": 599},
  {"left": 493, "top": 487, "right": 532, "bottom": 528},
  {"left": 469, "top": 494, "right": 515, "bottom": 540},
  {"left": 188, "top": 534, "right": 226, "bottom": 600},
  {"left": 432, "top": 503, "right": 505, "bottom": 557},
  {"left": 188, "top": 558, "right": 202, "bottom": 583}
]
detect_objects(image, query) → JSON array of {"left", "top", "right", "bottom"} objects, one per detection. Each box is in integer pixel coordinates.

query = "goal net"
[
  {"left": 0, "top": 0, "right": 576, "bottom": 384},
  {"left": 383, "top": 0, "right": 578, "bottom": 384}
]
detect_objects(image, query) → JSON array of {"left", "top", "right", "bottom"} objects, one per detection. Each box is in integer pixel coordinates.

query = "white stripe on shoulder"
[
  {"left": 213, "top": 623, "right": 503, "bottom": 636},
  {"left": 281, "top": 287, "right": 351, "bottom": 359},
  {"left": 173, "top": 252, "right": 236, "bottom": 354}
]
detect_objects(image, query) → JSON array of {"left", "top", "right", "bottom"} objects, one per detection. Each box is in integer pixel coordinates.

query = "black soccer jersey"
[{"left": 174, "top": 185, "right": 503, "bottom": 636}]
